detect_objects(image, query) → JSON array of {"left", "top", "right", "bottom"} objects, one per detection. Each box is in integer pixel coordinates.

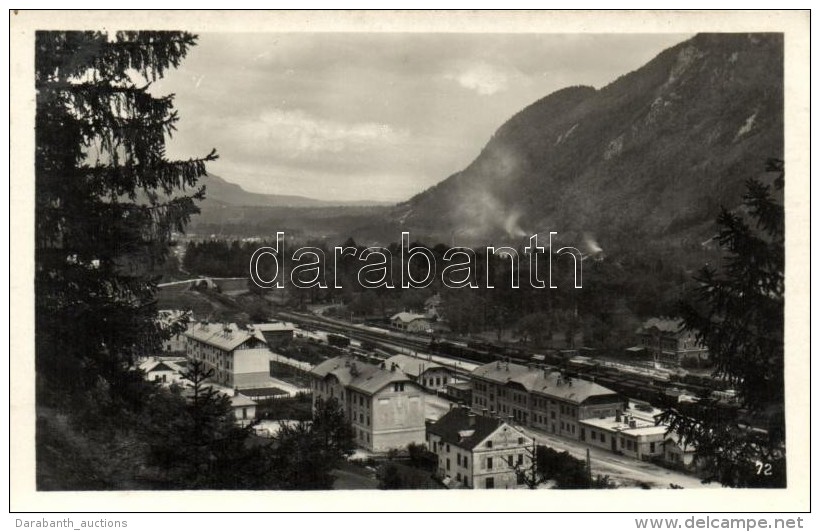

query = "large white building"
[
  {"left": 471, "top": 360, "right": 623, "bottom": 440},
  {"left": 427, "top": 407, "right": 533, "bottom": 489},
  {"left": 309, "top": 356, "right": 426, "bottom": 452},
  {"left": 184, "top": 322, "right": 271, "bottom": 389}
]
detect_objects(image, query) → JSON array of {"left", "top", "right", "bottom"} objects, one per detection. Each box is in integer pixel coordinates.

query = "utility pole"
[{"left": 586, "top": 448, "right": 592, "bottom": 486}]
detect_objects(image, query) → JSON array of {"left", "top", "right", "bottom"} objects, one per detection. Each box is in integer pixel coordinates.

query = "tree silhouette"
[
  {"left": 35, "top": 31, "right": 217, "bottom": 399},
  {"left": 659, "top": 159, "right": 785, "bottom": 487}
]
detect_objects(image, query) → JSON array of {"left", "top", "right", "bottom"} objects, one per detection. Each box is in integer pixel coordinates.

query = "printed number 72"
[{"left": 755, "top": 461, "right": 772, "bottom": 476}]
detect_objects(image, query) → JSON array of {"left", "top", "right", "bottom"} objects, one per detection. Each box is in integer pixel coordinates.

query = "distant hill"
[
  {"left": 199, "top": 173, "right": 392, "bottom": 209},
  {"left": 390, "top": 33, "right": 783, "bottom": 249}
]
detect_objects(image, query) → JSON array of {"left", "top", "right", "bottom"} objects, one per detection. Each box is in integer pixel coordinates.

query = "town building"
[
  {"left": 157, "top": 309, "right": 193, "bottom": 354},
  {"left": 427, "top": 407, "right": 533, "bottom": 489},
  {"left": 664, "top": 434, "right": 698, "bottom": 469},
  {"left": 636, "top": 317, "right": 709, "bottom": 367},
  {"left": 184, "top": 322, "right": 271, "bottom": 389},
  {"left": 309, "top": 356, "right": 426, "bottom": 452},
  {"left": 471, "top": 360, "right": 622, "bottom": 441},
  {"left": 390, "top": 312, "right": 431, "bottom": 333},
  {"left": 424, "top": 294, "right": 442, "bottom": 320},
  {"left": 579, "top": 410, "right": 667, "bottom": 460},
  {"left": 253, "top": 322, "right": 295, "bottom": 349},
  {"left": 385, "top": 353, "right": 454, "bottom": 391},
  {"left": 230, "top": 393, "right": 257, "bottom": 427},
  {"left": 446, "top": 381, "right": 472, "bottom": 406},
  {"left": 139, "top": 357, "right": 186, "bottom": 386}
]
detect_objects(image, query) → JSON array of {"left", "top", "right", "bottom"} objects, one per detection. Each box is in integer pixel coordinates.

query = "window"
[
  {"left": 393, "top": 383, "right": 405, "bottom": 392},
  {"left": 600, "top": 433, "right": 606, "bottom": 444},
  {"left": 446, "top": 444, "right": 450, "bottom": 453},
  {"left": 650, "top": 442, "right": 656, "bottom": 453},
  {"left": 517, "top": 454, "right": 523, "bottom": 466},
  {"left": 366, "top": 415, "right": 370, "bottom": 426},
  {"left": 518, "top": 437, "right": 524, "bottom": 445},
  {"left": 242, "top": 407, "right": 247, "bottom": 420},
  {"left": 485, "top": 477, "right": 494, "bottom": 489},
  {"left": 591, "top": 431, "right": 596, "bottom": 441},
  {"left": 486, "top": 440, "right": 493, "bottom": 448},
  {"left": 456, "top": 473, "right": 461, "bottom": 482},
  {"left": 446, "top": 458, "right": 451, "bottom": 471},
  {"left": 486, "top": 457, "right": 493, "bottom": 469}
]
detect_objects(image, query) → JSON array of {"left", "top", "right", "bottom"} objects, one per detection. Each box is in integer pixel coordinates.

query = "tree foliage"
[
  {"left": 267, "top": 397, "right": 356, "bottom": 489},
  {"left": 659, "top": 159, "right": 786, "bottom": 487},
  {"left": 35, "top": 31, "right": 217, "bottom": 398},
  {"left": 34, "top": 30, "right": 218, "bottom": 489}
]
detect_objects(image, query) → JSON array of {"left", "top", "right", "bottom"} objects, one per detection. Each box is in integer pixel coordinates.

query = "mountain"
[
  {"left": 199, "top": 173, "right": 392, "bottom": 208},
  {"left": 390, "top": 33, "right": 783, "bottom": 250}
]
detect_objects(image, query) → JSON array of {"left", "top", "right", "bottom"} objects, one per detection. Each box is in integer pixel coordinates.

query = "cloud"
[
  {"left": 445, "top": 62, "right": 513, "bottom": 96},
  {"left": 224, "top": 109, "right": 410, "bottom": 158}
]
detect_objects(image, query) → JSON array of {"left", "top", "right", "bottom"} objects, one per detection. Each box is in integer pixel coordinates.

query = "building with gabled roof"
[
  {"left": 390, "top": 312, "right": 431, "bottom": 333},
  {"left": 184, "top": 322, "right": 271, "bottom": 388},
  {"left": 139, "top": 357, "right": 186, "bottom": 386},
  {"left": 384, "top": 353, "right": 454, "bottom": 391},
  {"left": 253, "top": 322, "right": 295, "bottom": 348},
  {"left": 309, "top": 356, "right": 426, "bottom": 452},
  {"left": 471, "top": 360, "right": 622, "bottom": 441},
  {"left": 637, "top": 317, "right": 709, "bottom": 367},
  {"left": 426, "top": 407, "right": 533, "bottom": 489}
]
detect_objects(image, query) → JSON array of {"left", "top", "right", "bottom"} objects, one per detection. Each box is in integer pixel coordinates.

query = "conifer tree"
[
  {"left": 35, "top": 31, "right": 217, "bottom": 399},
  {"left": 659, "top": 159, "right": 786, "bottom": 487}
]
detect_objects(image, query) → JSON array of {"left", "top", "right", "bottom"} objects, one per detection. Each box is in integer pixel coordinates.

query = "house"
[
  {"left": 446, "top": 381, "right": 472, "bottom": 405},
  {"left": 471, "top": 360, "right": 622, "bottom": 441},
  {"left": 385, "top": 353, "right": 453, "bottom": 391},
  {"left": 309, "top": 356, "right": 426, "bottom": 452},
  {"left": 390, "top": 312, "right": 431, "bottom": 333},
  {"left": 253, "top": 322, "right": 295, "bottom": 349},
  {"left": 664, "top": 433, "right": 697, "bottom": 468},
  {"left": 231, "top": 393, "right": 257, "bottom": 427},
  {"left": 424, "top": 294, "right": 443, "bottom": 320},
  {"left": 427, "top": 407, "right": 533, "bottom": 489},
  {"left": 157, "top": 309, "right": 193, "bottom": 354},
  {"left": 637, "top": 317, "right": 709, "bottom": 367},
  {"left": 139, "top": 357, "right": 186, "bottom": 386},
  {"left": 579, "top": 410, "right": 667, "bottom": 460},
  {"left": 184, "top": 321, "right": 271, "bottom": 389}
]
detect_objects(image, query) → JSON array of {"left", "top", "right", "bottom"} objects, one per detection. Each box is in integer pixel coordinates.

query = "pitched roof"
[
  {"left": 230, "top": 393, "right": 257, "bottom": 407},
  {"left": 184, "top": 322, "right": 267, "bottom": 352},
  {"left": 253, "top": 322, "right": 294, "bottom": 333},
  {"left": 139, "top": 358, "right": 184, "bottom": 374},
  {"left": 390, "top": 312, "right": 428, "bottom": 323},
  {"left": 639, "top": 317, "right": 683, "bottom": 334},
  {"left": 472, "top": 361, "right": 619, "bottom": 404},
  {"left": 385, "top": 354, "right": 443, "bottom": 378},
  {"left": 310, "top": 356, "right": 414, "bottom": 395},
  {"left": 428, "top": 408, "right": 510, "bottom": 450}
]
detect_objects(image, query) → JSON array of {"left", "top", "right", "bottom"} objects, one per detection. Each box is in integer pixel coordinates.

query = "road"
[{"left": 519, "top": 425, "right": 717, "bottom": 490}]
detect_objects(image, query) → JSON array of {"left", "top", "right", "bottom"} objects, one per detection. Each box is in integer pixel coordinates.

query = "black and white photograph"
[{"left": 9, "top": 9, "right": 810, "bottom": 516}]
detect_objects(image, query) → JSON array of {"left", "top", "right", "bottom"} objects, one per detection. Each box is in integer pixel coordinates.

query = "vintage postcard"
[{"left": 9, "top": 10, "right": 810, "bottom": 514}]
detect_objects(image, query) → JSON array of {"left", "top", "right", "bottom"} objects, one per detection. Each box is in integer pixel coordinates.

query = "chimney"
[
  {"left": 390, "top": 363, "right": 396, "bottom": 372},
  {"left": 629, "top": 419, "right": 637, "bottom": 429},
  {"left": 467, "top": 412, "right": 476, "bottom": 427},
  {"left": 615, "top": 409, "right": 622, "bottom": 422}
]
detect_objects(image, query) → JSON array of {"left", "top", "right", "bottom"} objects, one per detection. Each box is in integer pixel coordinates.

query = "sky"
[{"left": 155, "top": 33, "right": 691, "bottom": 203}]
